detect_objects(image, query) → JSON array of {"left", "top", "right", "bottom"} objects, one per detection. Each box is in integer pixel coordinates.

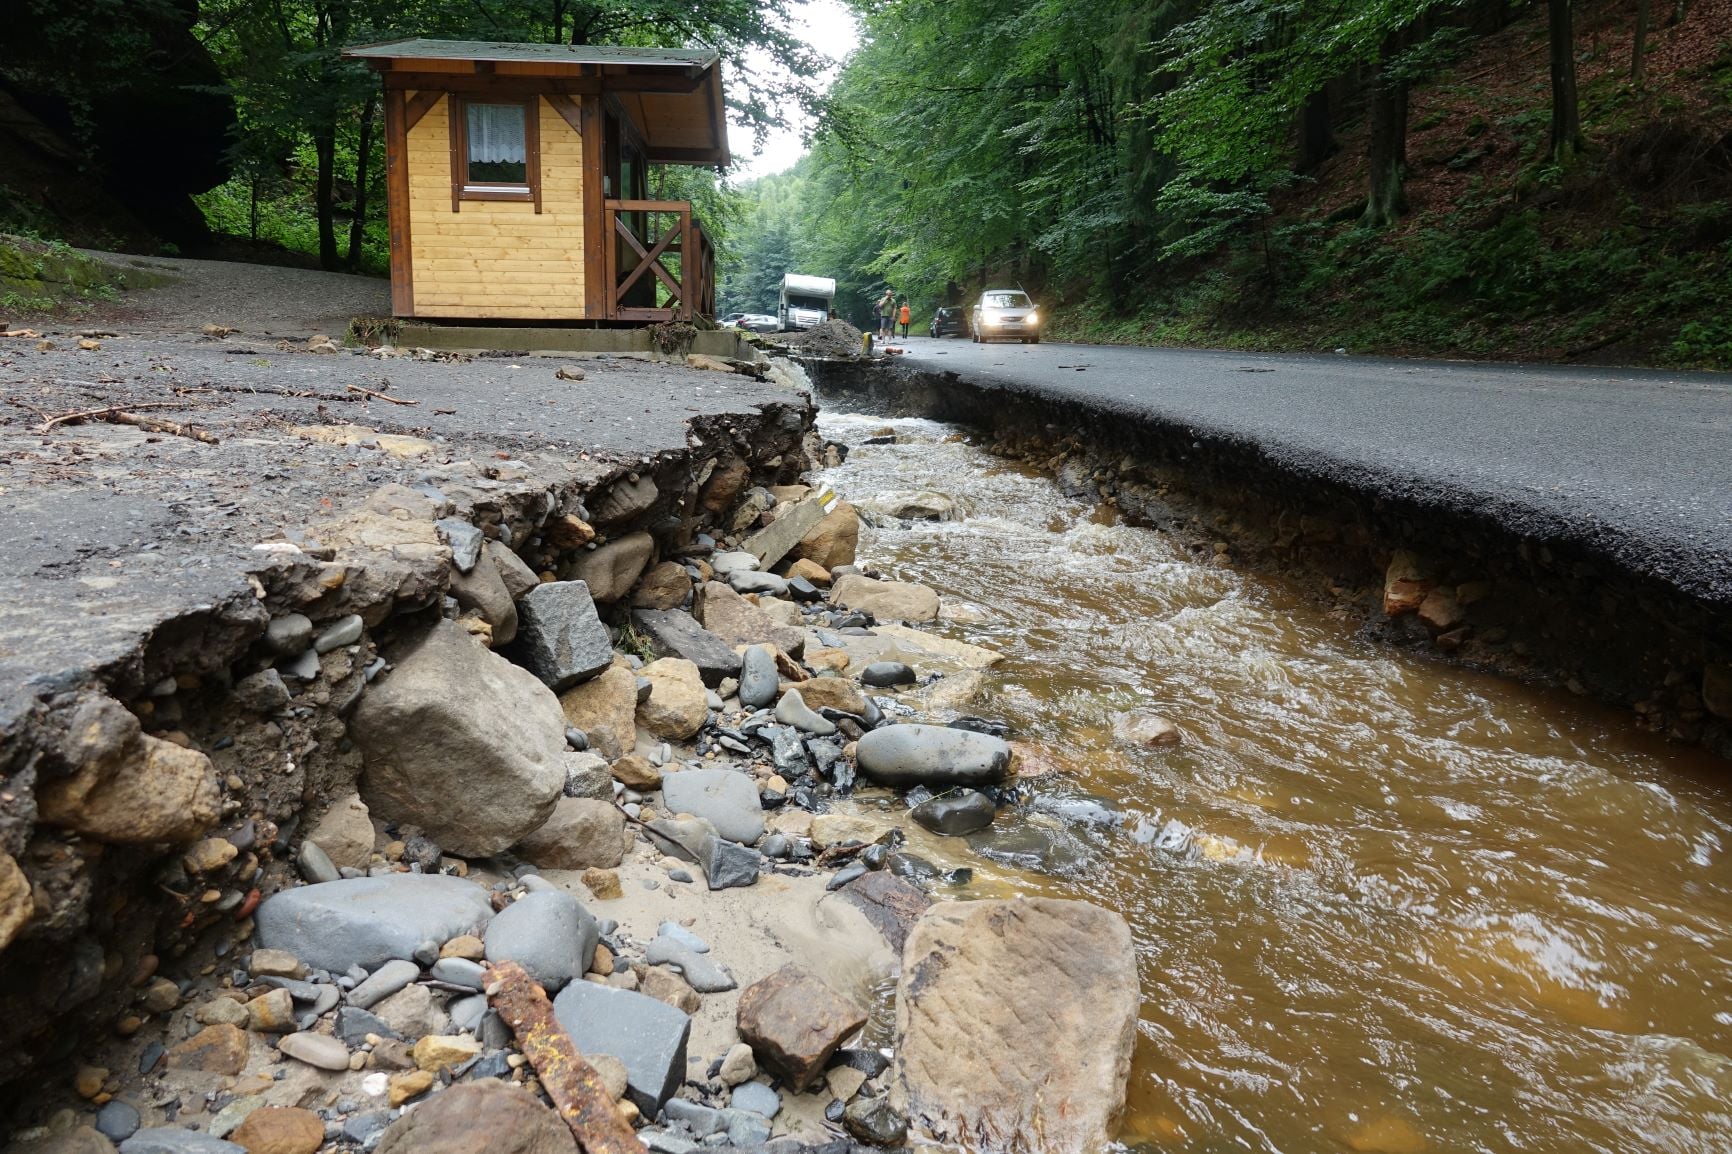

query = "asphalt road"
[{"left": 895, "top": 335, "right": 1732, "bottom": 605}]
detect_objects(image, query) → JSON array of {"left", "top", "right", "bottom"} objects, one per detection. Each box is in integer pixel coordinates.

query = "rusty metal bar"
[{"left": 486, "top": 961, "right": 646, "bottom": 1154}]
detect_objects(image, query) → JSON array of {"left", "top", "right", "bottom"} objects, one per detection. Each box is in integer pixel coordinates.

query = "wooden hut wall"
[{"left": 406, "top": 94, "right": 588, "bottom": 319}]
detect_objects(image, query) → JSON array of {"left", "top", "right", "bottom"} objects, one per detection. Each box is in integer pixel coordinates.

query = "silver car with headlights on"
[{"left": 970, "top": 288, "right": 1040, "bottom": 344}]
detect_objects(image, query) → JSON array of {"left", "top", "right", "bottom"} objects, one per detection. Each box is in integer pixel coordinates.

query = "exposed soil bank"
[
  {"left": 806, "top": 357, "right": 1732, "bottom": 760},
  {"left": 0, "top": 327, "right": 815, "bottom": 1100}
]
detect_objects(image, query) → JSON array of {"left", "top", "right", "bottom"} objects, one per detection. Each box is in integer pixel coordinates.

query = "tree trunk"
[
  {"left": 1632, "top": 0, "right": 1650, "bottom": 86},
  {"left": 1548, "top": 0, "right": 1583, "bottom": 160},
  {"left": 1298, "top": 87, "right": 1335, "bottom": 173},
  {"left": 249, "top": 174, "right": 260, "bottom": 243},
  {"left": 314, "top": 122, "right": 339, "bottom": 270},
  {"left": 347, "top": 93, "right": 377, "bottom": 271},
  {"left": 1363, "top": 37, "right": 1409, "bottom": 227}
]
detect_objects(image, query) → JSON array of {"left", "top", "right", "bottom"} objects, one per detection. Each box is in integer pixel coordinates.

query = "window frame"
[{"left": 449, "top": 96, "right": 541, "bottom": 213}]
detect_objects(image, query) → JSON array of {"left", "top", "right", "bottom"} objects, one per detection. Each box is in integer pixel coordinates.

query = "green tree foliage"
[{"left": 184, "top": 0, "right": 823, "bottom": 271}]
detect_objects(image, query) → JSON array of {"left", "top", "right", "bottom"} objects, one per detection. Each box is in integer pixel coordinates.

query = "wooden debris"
[
  {"left": 35, "top": 402, "right": 185, "bottom": 434},
  {"left": 346, "top": 383, "right": 418, "bottom": 406},
  {"left": 111, "top": 411, "right": 220, "bottom": 443},
  {"left": 485, "top": 961, "right": 645, "bottom": 1154},
  {"left": 26, "top": 402, "right": 218, "bottom": 443}
]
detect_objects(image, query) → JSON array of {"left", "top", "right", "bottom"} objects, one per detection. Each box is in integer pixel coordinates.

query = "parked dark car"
[{"left": 929, "top": 306, "right": 968, "bottom": 338}]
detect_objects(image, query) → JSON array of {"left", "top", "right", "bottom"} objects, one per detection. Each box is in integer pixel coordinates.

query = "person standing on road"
[
  {"left": 877, "top": 288, "right": 896, "bottom": 340},
  {"left": 898, "top": 299, "right": 911, "bottom": 339}
]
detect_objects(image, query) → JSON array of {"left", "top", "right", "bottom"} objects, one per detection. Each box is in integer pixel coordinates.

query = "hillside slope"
[{"left": 1049, "top": 0, "right": 1732, "bottom": 367}]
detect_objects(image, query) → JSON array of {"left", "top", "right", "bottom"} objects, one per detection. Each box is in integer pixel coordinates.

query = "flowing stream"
[{"left": 812, "top": 410, "right": 1732, "bottom": 1154}]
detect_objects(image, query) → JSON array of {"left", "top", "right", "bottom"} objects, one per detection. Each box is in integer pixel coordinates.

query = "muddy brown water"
[{"left": 813, "top": 411, "right": 1732, "bottom": 1154}]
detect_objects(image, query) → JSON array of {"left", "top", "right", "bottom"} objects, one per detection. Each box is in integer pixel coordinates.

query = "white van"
[{"left": 778, "top": 274, "right": 836, "bottom": 331}]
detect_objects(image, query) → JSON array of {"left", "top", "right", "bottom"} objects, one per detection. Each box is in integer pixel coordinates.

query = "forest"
[
  {"left": 725, "top": 0, "right": 1732, "bottom": 366},
  {"left": 1, "top": 0, "right": 1728, "bottom": 365}
]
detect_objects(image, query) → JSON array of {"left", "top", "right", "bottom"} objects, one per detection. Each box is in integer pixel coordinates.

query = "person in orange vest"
[{"left": 898, "top": 299, "right": 911, "bottom": 338}]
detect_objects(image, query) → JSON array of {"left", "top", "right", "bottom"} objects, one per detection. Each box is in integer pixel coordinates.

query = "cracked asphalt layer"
[
  {"left": 0, "top": 327, "right": 802, "bottom": 695},
  {"left": 898, "top": 335, "right": 1732, "bottom": 606}
]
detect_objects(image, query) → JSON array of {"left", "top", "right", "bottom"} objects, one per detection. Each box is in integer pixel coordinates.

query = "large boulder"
[
  {"left": 735, "top": 965, "right": 866, "bottom": 1093},
  {"left": 791, "top": 501, "right": 859, "bottom": 570},
  {"left": 570, "top": 532, "right": 655, "bottom": 604},
  {"left": 375, "top": 1080, "right": 576, "bottom": 1154},
  {"left": 552, "top": 981, "right": 691, "bottom": 1114},
  {"left": 893, "top": 899, "right": 1139, "bottom": 1154},
  {"left": 659, "top": 769, "right": 765, "bottom": 845},
  {"left": 484, "top": 890, "right": 598, "bottom": 993},
  {"left": 695, "top": 582, "right": 805, "bottom": 659},
  {"left": 351, "top": 620, "right": 566, "bottom": 855},
  {"left": 630, "top": 609, "right": 741, "bottom": 686},
  {"left": 558, "top": 662, "right": 639, "bottom": 760},
  {"left": 854, "top": 725, "right": 1010, "bottom": 789},
  {"left": 509, "top": 581, "right": 614, "bottom": 690},
  {"left": 254, "top": 874, "right": 493, "bottom": 974},
  {"left": 36, "top": 696, "right": 220, "bottom": 845},
  {"left": 830, "top": 575, "right": 940, "bottom": 623},
  {"left": 515, "top": 798, "right": 626, "bottom": 870},
  {"left": 636, "top": 658, "right": 709, "bottom": 741}
]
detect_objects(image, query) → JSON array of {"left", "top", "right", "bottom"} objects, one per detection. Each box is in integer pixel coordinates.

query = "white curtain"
[{"left": 467, "top": 103, "right": 526, "bottom": 164}]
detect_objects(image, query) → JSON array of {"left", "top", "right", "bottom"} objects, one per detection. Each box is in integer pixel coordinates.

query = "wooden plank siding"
[{"left": 405, "top": 94, "right": 587, "bottom": 319}]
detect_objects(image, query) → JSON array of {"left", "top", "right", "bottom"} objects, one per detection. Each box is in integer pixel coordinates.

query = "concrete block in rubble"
[{"left": 551, "top": 980, "right": 690, "bottom": 1114}]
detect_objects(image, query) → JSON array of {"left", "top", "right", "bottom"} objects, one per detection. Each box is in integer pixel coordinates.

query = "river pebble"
[
  {"left": 775, "top": 689, "right": 836, "bottom": 735},
  {"left": 278, "top": 1032, "right": 351, "bottom": 1071},
  {"left": 861, "top": 661, "right": 917, "bottom": 687}
]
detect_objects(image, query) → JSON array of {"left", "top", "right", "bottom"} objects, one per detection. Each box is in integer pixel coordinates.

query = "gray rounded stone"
[
  {"left": 730, "top": 1081, "right": 781, "bottom": 1118},
  {"left": 738, "top": 644, "right": 779, "bottom": 709},
  {"left": 855, "top": 724, "right": 1010, "bottom": 788},
  {"left": 483, "top": 890, "right": 599, "bottom": 992},
  {"left": 95, "top": 1099, "right": 142, "bottom": 1141}
]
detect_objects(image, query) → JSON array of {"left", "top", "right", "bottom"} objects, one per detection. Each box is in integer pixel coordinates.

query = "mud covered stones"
[
  {"left": 791, "top": 500, "right": 859, "bottom": 570},
  {"left": 854, "top": 724, "right": 1010, "bottom": 788},
  {"left": 893, "top": 898, "right": 1139, "bottom": 1153},
  {"left": 735, "top": 965, "right": 867, "bottom": 1092},
  {"left": 165, "top": 1024, "right": 248, "bottom": 1076},
  {"left": 375, "top": 1080, "right": 577, "bottom": 1154},
  {"left": 557, "top": 662, "right": 639, "bottom": 759},
  {"left": 351, "top": 620, "right": 566, "bottom": 855},
  {"left": 254, "top": 874, "right": 493, "bottom": 973},
  {"left": 571, "top": 531, "right": 655, "bottom": 604},
  {"left": 228, "top": 1106, "right": 324, "bottom": 1154},
  {"left": 696, "top": 582, "right": 805, "bottom": 659}
]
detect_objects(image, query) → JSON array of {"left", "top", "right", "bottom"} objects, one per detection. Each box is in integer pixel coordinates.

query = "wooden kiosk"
[{"left": 343, "top": 39, "right": 728, "bottom": 323}]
